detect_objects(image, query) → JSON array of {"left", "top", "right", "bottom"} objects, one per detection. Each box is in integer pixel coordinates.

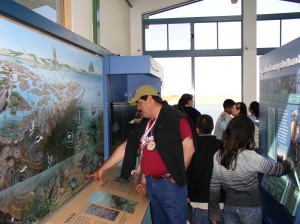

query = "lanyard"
[{"left": 143, "top": 118, "right": 157, "bottom": 138}]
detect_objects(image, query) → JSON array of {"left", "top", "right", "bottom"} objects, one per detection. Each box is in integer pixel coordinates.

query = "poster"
[{"left": 0, "top": 14, "right": 104, "bottom": 223}]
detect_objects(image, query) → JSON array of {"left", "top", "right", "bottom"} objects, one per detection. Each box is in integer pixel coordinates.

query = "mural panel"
[{"left": 0, "top": 16, "right": 104, "bottom": 222}]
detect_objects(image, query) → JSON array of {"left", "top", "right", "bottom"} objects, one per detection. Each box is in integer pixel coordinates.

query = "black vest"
[{"left": 121, "top": 101, "right": 197, "bottom": 186}]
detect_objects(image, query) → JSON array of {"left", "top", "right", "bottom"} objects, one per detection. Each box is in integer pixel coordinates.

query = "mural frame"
[{"left": 0, "top": 1, "right": 111, "bottom": 223}]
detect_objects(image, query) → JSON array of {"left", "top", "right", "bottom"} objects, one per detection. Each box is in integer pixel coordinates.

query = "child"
[
  {"left": 209, "top": 115, "right": 295, "bottom": 224},
  {"left": 187, "top": 114, "right": 224, "bottom": 224},
  {"left": 213, "top": 99, "right": 235, "bottom": 140}
]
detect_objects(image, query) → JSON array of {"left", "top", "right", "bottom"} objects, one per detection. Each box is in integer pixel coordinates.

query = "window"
[
  {"left": 257, "top": 20, "right": 280, "bottom": 48},
  {"left": 218, "top": 22, "right": 241, "bottom": 49},
  {"left": 154, "top": 57, "right": 192, "bottom": 106},
  {"left": 144, "top": 1, "right": 243, "bottom": 126},
  {"left": 282, "top": 19, "right": 300, "bottom": 45},
  {"left": 14, "top": 0, "right": 58, "bottom": 23},
  {"left": 143, "top": 0, "right": 300, "bottom": 127},
  {"left": 13, "top": 0, "right": 76, "bottom": 32},
  {"left": 169, "top": 24, "right": 190, "bottom": 50},
  {"left": 195, "top": 56, "right": 241, "bottom": 122},
  {"left": 145, "top": 24, "right": 168, "bottom": 51},
  {"left": 194, "top": 23, "right": 217, "bottom": 50}
]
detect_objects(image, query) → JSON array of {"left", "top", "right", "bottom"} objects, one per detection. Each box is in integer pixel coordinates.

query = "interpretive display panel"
[
  {"left": 0, "top": 3, "right": 105, "bottom": 223},
  {"left": 261, "top": 175, "right": 277, "bottom": 194},
  {"left": 262, "top": 175, "right": 289, "bottom": 204},
  {"left": 273, "top": 177, "right": 289, "bottom": 204},
  {"left": 259, "top": 37, "right": 300, "bottom": 221},
  {"left": 283, "top": 183, "right": 300, "bottom": 216},
  {"left": 41, "top": 165, "right": 150, "bottom": 224}
]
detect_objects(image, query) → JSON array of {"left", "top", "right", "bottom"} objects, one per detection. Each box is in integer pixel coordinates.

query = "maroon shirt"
[{"left": 141, "top": 117, "right": 193, "bottom": 176}]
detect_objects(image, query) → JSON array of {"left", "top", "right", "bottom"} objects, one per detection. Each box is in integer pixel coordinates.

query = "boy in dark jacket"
[{"left": 187, "top": 114, "right": 225, "bottom": 224}]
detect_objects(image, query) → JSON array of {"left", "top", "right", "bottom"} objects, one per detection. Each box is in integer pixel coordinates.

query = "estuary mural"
[{"left": 0, "top": 17, "right": 104, "bottom": 223}]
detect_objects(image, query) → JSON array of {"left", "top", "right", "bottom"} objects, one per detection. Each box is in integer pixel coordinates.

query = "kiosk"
[{"left": 103, "top": 56, "right": 163, "bottom": 158}]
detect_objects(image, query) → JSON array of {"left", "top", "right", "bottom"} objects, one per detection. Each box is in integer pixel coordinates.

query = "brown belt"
[{"left": 150, "top": 174, "right": 171, "bottom": 180}]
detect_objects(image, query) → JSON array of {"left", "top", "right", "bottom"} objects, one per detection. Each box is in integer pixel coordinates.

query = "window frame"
[{"left": 142, "top": 11, "right": 300, "bottom": 101}]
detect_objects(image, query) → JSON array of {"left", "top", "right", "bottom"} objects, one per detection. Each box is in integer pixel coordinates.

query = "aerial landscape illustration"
[{"left": 0, "top": 16, "right": 104, "bottom": 223}]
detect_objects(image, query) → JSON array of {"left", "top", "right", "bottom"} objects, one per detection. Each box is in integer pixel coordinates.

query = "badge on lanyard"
[
  {"left": 141, "top": 118, "right": 157, "bottom": 151},
  {"left": 147, "top": 140, "right": 156, "bottom": 151}
]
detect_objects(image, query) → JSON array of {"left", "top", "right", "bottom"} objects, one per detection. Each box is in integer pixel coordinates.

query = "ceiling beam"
[{"left": 125, "top": 0, "right": 133, "bottom": 8}]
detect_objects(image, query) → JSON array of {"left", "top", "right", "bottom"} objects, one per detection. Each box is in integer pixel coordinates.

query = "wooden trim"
[{"left": 57, "top": 0, "right": 72, "bottom": 30}]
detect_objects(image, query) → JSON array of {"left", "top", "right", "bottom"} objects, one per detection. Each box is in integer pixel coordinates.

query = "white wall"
[
  {"left": 70, "top": 0, "right": 199, "bottom": 56},
  {"left": 70, "top": 0, "right": 131, "bottom": 56},
  {"left": 99, "top": 0, "right": 130, "bottom": 55},
  {"left": 71, "top": 0, "right": 93, "bottom": 41}
]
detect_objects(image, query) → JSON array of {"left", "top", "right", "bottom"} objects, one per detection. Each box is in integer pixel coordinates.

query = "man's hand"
[
  {"left": 136, "top": 183, "right": 147, "bottom": 194},
  {"left": 85, "top": 168, "right": 105, "bottom": 183},
  {"left": 136, "top": 174, "right": 147, "bottom": 194},
  {"left": 85, "top": 141, "right": 128, "bottom": 184}
]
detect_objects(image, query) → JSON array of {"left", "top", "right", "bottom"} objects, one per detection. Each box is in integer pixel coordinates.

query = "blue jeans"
[
  {"left": 192, "top": 207, "right": 224, "bottom": 224},
  {"left": 223, "top": 205, "right": 262, "bottom": 224},
  {"left": 145, "top": 176, "right": 187, "bottom": 224}
]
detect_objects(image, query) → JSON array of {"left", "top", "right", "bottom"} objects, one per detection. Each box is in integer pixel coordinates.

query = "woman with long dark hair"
[
  {"left": 174, "top": 93, "right": 201, "bottom": 125},
  {"left": 209, "top": 115, "right": 295, "bottom": 224},
  {"left": 231, "top": 102, "right": 247, "bottom": 116}
]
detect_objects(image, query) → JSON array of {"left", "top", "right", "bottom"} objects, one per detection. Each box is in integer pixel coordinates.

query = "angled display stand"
[{"left": 41, "top": 165, "right": 150, "bottom": 224}]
